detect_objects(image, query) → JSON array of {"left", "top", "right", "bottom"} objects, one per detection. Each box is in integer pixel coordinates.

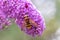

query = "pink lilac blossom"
[
  {"left": 0, "top": 0, "right": 46, "bottom": 36},
  {"left": 0, "top": 9, "right": 11, "bottom": 30}
]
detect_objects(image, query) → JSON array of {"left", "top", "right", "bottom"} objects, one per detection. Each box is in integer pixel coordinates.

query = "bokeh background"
[{"left": 0, "top": 0, "right": 60, "bottom": 40}]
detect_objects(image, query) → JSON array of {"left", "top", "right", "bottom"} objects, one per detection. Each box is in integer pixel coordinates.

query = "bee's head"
[{"left": 24, "top": 15, "right": 29, "bottom": 19}]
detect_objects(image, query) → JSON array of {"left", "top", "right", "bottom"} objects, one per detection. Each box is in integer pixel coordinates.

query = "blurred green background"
[{"left": 0, "top": 0, "right": 60, "bottom": 40}]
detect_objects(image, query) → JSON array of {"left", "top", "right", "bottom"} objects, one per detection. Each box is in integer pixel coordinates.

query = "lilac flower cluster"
[
  {"left": 0, "top": 0, "right": 45, "bottom": 36},
  {"left": 0, "top": 9, "right": 11, "bottom": 30}
]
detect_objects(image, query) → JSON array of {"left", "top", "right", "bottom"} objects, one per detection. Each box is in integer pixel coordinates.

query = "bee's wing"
[{"left": 30, "top": 19, "right": 38, "bottom": 27}]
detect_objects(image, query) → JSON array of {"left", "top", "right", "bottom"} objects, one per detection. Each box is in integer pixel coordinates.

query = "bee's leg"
[
  {"left": 21, "top": 22, "right": 26, "bottom": 31},
  {"left": 20, "top": 26, "right": 23, "bottom": 30}
]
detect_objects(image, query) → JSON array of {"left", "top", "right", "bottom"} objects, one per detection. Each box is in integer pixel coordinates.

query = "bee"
[{"left": 23, "top": 15, "right": 38, "bottom": 30}]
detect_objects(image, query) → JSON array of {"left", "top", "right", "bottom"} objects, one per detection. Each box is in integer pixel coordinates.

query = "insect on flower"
[{"left": 23, "top": 15, "right": 38, "bottom": 30}]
